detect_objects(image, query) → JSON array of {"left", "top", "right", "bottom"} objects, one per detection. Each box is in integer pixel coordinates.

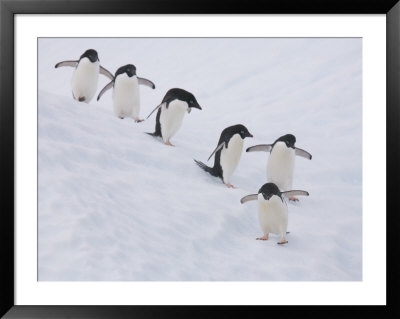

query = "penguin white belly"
[
  {"left": 113, "top": 75, "right": 140, "bottom": 119},
  {"left": 160, "top": 100, "right": 188, "bottom": 142},
  {"left": 258, "top": 194, "right": 288, "bottom": 236},
  {"left": 267, "top": 142, "right": 295, "bottom": 191},
  {"left": 71, "top": 58, "right": 99, "bottom": 103},
  {"left": 220, "top": 134, "right": 243, "bottom": 184}
]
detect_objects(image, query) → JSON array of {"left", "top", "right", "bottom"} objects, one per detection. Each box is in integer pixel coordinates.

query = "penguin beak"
[
  {"left": 247, "top": 132, "right": 253, "bottom": 138},
  {"left": 192, "top": 102, "right": 202, "bottom": 110},
  {"left": 261, "top": 193, "right": 271, "bottom": 200}
]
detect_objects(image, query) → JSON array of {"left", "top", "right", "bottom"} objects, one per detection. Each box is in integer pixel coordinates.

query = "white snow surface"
[{"left": 38, "top": 38, "right": 362, "bottom": 281}]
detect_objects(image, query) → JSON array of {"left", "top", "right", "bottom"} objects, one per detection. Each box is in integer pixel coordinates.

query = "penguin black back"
[
  {"left": 161, "top": 88, "right": 199, "bottom": 107},
  {"left": 153, "top": 107, "right": 162, "bottom": 137}
]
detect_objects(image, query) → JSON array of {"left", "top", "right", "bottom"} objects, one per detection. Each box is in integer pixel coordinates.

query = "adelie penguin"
[
  {"left": 246, "top": 134, "right": 312, "bottom": 201},
  {"left": 240, "top": 182, "right": 309, "bottom": 244},
  {"left": 55, "top": 49, "right": 113, "bottom": 103},
  {"left": 194, "top": 124, "right": 253, "bottom": 188},
  {"left": 146, "top": 88, "right": 202, "bottom": 146},
  {"left": 97, "top": 64, "right": 155, "bottom": 122}
]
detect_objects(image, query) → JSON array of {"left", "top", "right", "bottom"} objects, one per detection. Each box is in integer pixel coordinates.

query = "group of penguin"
[{"left": 55, "top": 48, "right": 313, "bottom": 245}]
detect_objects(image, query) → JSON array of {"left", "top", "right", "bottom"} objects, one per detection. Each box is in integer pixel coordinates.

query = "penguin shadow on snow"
[
  {"left": 146, "top": 88, "right": 202, "bottom": 147},
  {"left": 241, "top": 182, "right": 309, "bottom": 245},
  {"left": 55, "top": 49, "right": 114, "bottom": 104},
  {"left": 194, "top": 124, "right": 253, "bottom": 189},
  {"left": 97, "top": 64, "right": 156, "bottom": 123}
]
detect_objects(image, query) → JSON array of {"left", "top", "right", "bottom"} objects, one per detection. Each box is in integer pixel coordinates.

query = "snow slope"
[{"left": 38, "top": 38, "right": 362, "bottom": 281}]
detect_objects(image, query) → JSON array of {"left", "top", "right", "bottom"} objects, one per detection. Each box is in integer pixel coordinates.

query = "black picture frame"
[{"left": 1, "top": 0, "right": 399, "bottom": 318}]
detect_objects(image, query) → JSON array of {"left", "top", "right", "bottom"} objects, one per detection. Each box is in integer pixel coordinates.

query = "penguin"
[
  {"left": 194, "top": 124, "right": 253, "bottom": 188},
  {"left": 55, "top": 49, "right": 113, "bottom": 103},
  {"left": 246, "top": 134, "right": 312, "bottom": 201},
  {"left": 240, "top": 182, "right": 309, "bottom": 244},
  {"left": 97, "top": 64, "right": 155, "bottom": 122},
  {"left": 146, "top": 88, "right": 202, "bottom": 146}
]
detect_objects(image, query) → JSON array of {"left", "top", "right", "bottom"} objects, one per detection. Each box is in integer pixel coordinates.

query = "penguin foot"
[
  {"left": 165, "top": 141, "right": 175, "bottom": 147},
  {"left": 289, "top": 197, "right": 299, "bottom": 202},
  {"left": 119, "top": 116, "right": 124, "bottom": 119},
  {"left": 277, "top": 240, "right": 288, "bottom": 245},
  {"left": 226, "top": 183, "right": 236, "bottom": 189},
  {"left": 135, "top": 118, "right": 144, "bottom": 123},
  {"left": 78, "top": 96, "right": 86, "bottom": 102},
  {"left": 256, "top": 234, "right": 268, "bottom": 240}
]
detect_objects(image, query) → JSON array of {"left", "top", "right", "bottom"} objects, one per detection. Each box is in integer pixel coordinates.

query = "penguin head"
[
  {"left": 231, "top": 124, "right": 253, "bottom": 139},
  {"left": 258, "top": 182, "right": 281, "bottom": 201},
  {"left": 187, "top": 96, "right": 202, "bottom": 110},
  {"left": 80, "top": 49, "right": 99, "bottom": 63},
  {"left": 275, "top": 134, "right": 296, "bottom": 148},
  {"left": 115, "top": 64, "right": 137, "bottom": 78},
  {"left": 164, "top": 88, "right": 202, "bottom": 111}
]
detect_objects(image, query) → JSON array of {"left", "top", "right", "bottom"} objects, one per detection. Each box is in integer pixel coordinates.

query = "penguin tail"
[
  {"left": 194, "top": 159, "right": 218, "bottom": 177},
  {"left": 146, "top": 132, "right": 162, "bottom": 137}
]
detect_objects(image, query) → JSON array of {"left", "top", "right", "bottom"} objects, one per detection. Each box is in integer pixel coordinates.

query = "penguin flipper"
[
  {"left": 55, "top": 60, "right": 78, "bottom": 68},
  {"left": 97, "top": 81, "right": 113, "bottom": 101},
  {"left": 281, "top": 190, "right": 309, "bottom": 198},
  {"left": 138, "top": 77, "right": 156, "bottom": 89},
  {"left": 240, "top": 194, "right": 258, "bottom": 204},
  {"left": 146, "top": 102, "right": 165, "bottom": 119},
  {"left": 246, "top": 144, "right": 272, "bottom": 153},
  {"left": 100, "top": 66, "right": 114, "bottom": 80},
  {"left": 295, "top": 147, "right": 312, "bottom": 160},
  {"left": 207, "top": 142, "right": 224, "bottom": 161}
]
